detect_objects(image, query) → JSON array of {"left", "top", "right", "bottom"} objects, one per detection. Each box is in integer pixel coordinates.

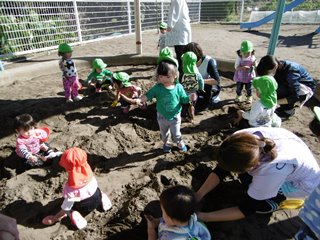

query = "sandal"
[
  {"left": 42, "top": 215, "right": 57, "bottom": 225},
  {"left": 101, "top": 193, "right": 112, "bottom": 211},
  {"left": 70, "top": 211, "right": 87, "bottom": 230},
  {"left": 279, "top": 199, "right": 304, "bottom": 210}
]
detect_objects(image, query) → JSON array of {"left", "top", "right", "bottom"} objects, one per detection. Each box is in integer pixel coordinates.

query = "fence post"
[
  {"left": 198, "top": 0, "right": 201, "bottom": 23},
  {"left": 134, "top": 0, "right": 142, "bottom": 54},
  {"left": 161, "top": 1, "right": 164, "bottom": 23},
  {"left": 72, "top": 0, "right": 82, "bottom": 43},
  {"left": 240, "top": 0, "right": 244, "bottom": 23},
  {"left": 127, "top": 0, "right": 132, "bottom": 34}
]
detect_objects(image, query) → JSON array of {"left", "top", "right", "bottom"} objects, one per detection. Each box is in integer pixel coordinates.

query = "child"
[
  {"left": 145, "top": 185, "right": 211, "bottom": 240},
  {"left": 196, "top": 127, "right": 320, "bottom": 223},
  {"left": 233, "top": 40, "right": 257, "bottom": 103},
  {"left": 181, "top": 51, "right": 205, "bottom": 122},
  {"left": 14, "top": 114, "right": 63, "bottom": 167},
  {"left": 234, "top": 55, "right": 281, "bottom": 127},
  {"left": 158, "top": 22, "right": 167, "bottom": 52},
  {"left": 135, "top": 55, "right": 193, "bottom": 153},
  {"left": 58, "top": 43, "right": 82, "bottom": 103},
  {"left": 111, "top": 72, "right": 144, "bottom": 114},
  {"left": 42, "top": 147, "right": 112, "bottom": 229},
  {"left": 295, "top": 110, "right": 320, "bottom": 240},
  {"left": 85, "top": 58, "right": 113, "bottom": 93}
]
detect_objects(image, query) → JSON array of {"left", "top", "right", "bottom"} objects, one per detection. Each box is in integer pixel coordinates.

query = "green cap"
[
  {"left": 58, "top": 43, "right": 72, "bottom": 53},
  {"left": 240, "top": 40, "right": 254, "bottom": 53},
  {"left": 113, "top": 72, "right": 131, "bottom": 87},
  {"left": 253, "top": 76, "right": 278, "bottom": 108},
  {"left": 157, "top": 47, "right": 178, "bottom": 67},
  {"left": 159, "top": 22, "right": 167, "bottom": 29},
  {"left": 182, "top": 51, "right": 199, "bottom": 74},
  {"left": 92, "top": 58, "right": 107, "bottom": 70}
]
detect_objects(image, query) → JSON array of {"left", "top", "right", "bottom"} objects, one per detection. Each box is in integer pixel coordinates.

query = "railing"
[{"left": 0, "top": 0, "right": 319, "bottom": 57}]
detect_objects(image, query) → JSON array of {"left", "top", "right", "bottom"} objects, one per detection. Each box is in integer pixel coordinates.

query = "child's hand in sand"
[
  {"left": 144, "top": 214, "right": 160, "bottom": 230},
  {"left": 28, "top": 155, "right": 39, "bottom": 163},
  {"left": 233, "top": 110, "right": 244, "bottom": 126}
]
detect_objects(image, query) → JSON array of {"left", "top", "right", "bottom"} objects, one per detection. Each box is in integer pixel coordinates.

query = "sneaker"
[
  {"left": 235, "top": 95, "right": 241, "bottom": 103},
  {"left": 101, "top": 193, "right": 112, "bottom": 211},
  {"left": 46, "top": 151, "right": 63, "bottom": 159},
  {"left": 178, "top": 143, "right": 188, "bottom": 153},
  {"left": 256, "top": 199, "right": 280, "bottom": 214},
  {"left": 66, "top": 98, "right": 73, "bottom": 103},
  {"left": 246, "top": 96, "right": 253, "bottom": 103},
  {"left": 70, "top": 211, "right": 87, "bottom": 230},
  {"left": 74, "top": 95, "right": 83, "bottom": 101},
  {"left": 163, "top": 144, "right": 171, "bottom": 153}
]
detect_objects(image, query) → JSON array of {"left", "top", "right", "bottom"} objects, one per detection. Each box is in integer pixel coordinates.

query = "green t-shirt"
[
  {"left": 253, "top": 75, "right": 278, "bottom": 109},
  {"left": 146, "top": 83, "right": 189, "bottom": 120},
  {"left": 86, "top": 69, "right": 113, "bottom": 84}
]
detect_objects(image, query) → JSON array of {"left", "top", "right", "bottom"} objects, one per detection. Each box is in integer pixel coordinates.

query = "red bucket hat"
[{"left": 59, "top": 147, "right": 93, "bottom": 188}]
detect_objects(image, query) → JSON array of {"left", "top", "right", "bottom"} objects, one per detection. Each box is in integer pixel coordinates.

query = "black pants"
[
  {"left": 72, "top": 188, "right": 102, "bottom": 216},
  {"left": 174, "top": 45, "right": 185, "bottom": 82}
]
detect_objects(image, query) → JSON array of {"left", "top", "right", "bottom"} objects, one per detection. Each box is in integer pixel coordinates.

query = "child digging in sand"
[
  {"left": 42, "top": 147, "right": 112, "bottom": 229},
  {"left": 14, "top": 113, "right": 63, "bottom": 167},
  {"left": 111, "top": 72, "right": 145, "bottom": 114},
  {"left": 85, "top": 58, "right": 113, "bottom": 93},
  {"left": 234, "top": 55, "right": 281, "bottom": 128},
  {"left": 145, "top": 185, "right": 211, "bottom": 240}
]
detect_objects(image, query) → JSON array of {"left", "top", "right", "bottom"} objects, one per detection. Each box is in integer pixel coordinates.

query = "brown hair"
[
  {"left": 217, "top": 132, "right": 277, "bottom": 173},
  {"left": 183, "top": 42, "right": 203, "bottom": 62}
]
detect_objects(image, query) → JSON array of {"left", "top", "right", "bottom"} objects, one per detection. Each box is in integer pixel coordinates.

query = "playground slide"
[{"left": 240, "top": 0, "right": 305, "bottom": 30}]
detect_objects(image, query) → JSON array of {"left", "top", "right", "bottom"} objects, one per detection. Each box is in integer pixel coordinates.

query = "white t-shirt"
[
  {"left": 242, "top": 100, "right": 281, "bottom": 127},
  {"left": 237, "top": 127, "right": 320, "bottom": 200}
]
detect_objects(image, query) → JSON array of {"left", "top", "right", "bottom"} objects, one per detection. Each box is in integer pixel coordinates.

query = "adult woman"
[
  {"left": 196, "top": 127, "right": 320, "bottom": 222},
  {"left": 274, "top": 60, "right": 316, "bottom": 118},
  {"left": 183, "top": 42, "right": 221, "bottom": 110},
  {"left": 166, "top": 0, "right": 192, "bottom": 79}
]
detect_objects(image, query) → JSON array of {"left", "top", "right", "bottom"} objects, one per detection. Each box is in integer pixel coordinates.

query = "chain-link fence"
[{"left": 0, "top": 0, "right": 319, "bottom": 57}]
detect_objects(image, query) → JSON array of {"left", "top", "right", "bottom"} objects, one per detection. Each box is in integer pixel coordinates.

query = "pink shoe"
[{"left": 70, "top": 211, "right": 87, "bottom": 229}]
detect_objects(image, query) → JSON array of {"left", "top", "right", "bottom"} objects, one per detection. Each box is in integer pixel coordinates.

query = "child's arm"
[
  {"left": 145, "top": 215, "right": 160, "bottom": 240},
  {"left": 197, "top": 206, "right": 245, "bottom": 222},
  {"left": 197, "top": 73, "right": 205, "bottom": 91},
  {"left": 135, "top": 95, "right": 148, "bottom": 106}
]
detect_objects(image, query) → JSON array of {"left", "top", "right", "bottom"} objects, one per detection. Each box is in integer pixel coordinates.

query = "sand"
[{"left": 0, "top": 23, "right": 319, "bottom": 240}]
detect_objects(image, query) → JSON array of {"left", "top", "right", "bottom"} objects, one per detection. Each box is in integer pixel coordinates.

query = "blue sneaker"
[
  {"left": 178, "top": 144, "right": 188, "bottom": 152},
  {"left": 163, "top": 144, "right": 171, "bottom": 153}
]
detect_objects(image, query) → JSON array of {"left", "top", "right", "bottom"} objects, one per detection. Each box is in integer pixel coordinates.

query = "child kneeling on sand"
[
  {"left": 42, "top": 147, "right": 112, "bottom": 229},
  {"left": 145, "top": 185, "right": 211, "bottom": 240},
  {"left": 14, "top": 114, "right": 63, "bottom": 167},
  {"left": 234, "top": 55, "right": 281, "bottom": 128},
  {"left": 111, "top": 72, "right": 145, "bottom": 114},
  {"left": 85, "top": 58, "right": 113, "bottom": 93}
]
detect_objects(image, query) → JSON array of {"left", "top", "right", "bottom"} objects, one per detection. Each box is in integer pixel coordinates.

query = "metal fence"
[{"left": 0, "top": 0, "right": 319, "bottom": 57}]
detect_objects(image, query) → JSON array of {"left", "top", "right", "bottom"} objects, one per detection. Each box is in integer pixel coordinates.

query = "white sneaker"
[
  {"left": 74, "top": 95, "right": 83, "bottom": 101},
  {"left": 101, "top": 193, "right": 112, "bottom": 211},
  {"left": 66, "top": 99, "right": 73, "bottom": 103},
  {"left": 46, "top": 151, "right": 63, "bottom": 159},
  {"left": 70, "top": 211, "right": 87, "bottom": 229}
]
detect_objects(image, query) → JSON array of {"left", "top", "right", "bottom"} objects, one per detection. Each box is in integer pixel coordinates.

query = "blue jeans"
[{"left": 236, "top": 82, "right": 252, "bottom": 97}]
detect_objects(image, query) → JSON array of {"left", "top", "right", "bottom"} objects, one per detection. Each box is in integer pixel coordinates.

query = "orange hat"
[{"left": 59, "top": 147, "right": 93, "bottom": 188}]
